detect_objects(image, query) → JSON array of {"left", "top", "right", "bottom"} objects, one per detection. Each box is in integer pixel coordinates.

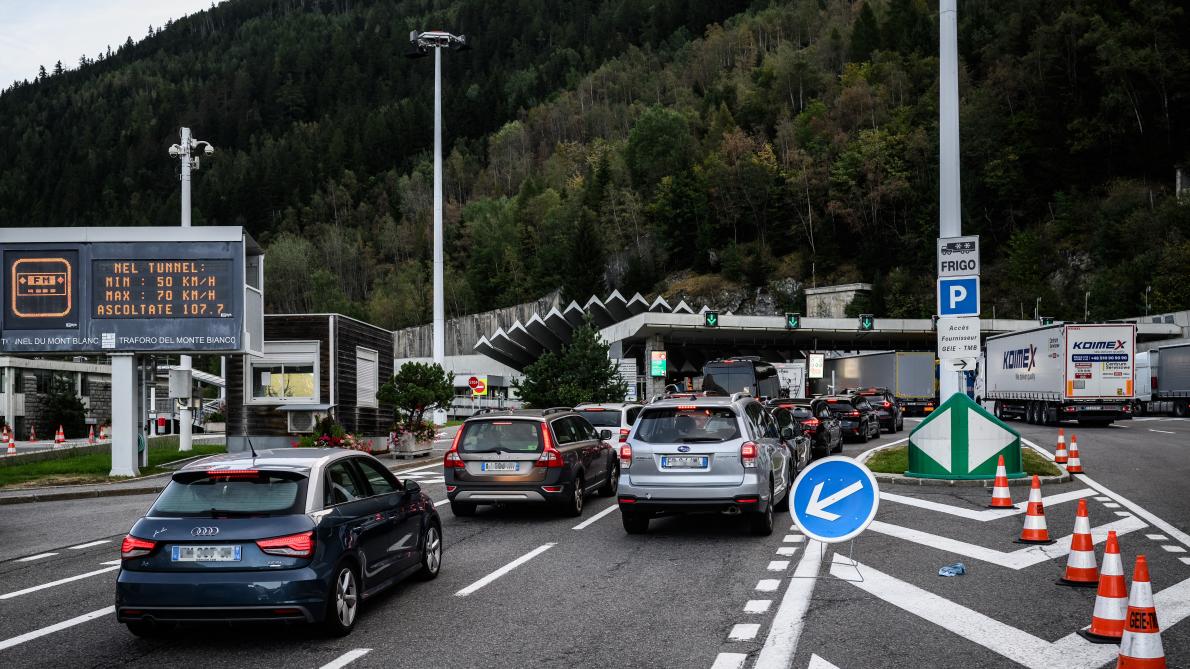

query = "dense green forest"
[{"left": 2, "top": 0, "right": 1188, "bottom": 327}]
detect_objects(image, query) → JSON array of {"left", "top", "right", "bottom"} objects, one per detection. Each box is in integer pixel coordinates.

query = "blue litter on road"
[{"left": 938, "top": 562, "right": 967, "bottom": 577}]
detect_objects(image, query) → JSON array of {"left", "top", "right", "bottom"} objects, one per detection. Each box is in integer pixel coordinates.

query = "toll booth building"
[{"left": 226, "top": 314, "right": 394, "bottom": 453}]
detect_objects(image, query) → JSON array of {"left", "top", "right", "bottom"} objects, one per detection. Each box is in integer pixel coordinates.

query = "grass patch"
[
  {"left": 0, "top": 441, "right": 225, "bottom": 489},
  {"left": 865, "top": 444, "right": 1062, "bottom": 477}
]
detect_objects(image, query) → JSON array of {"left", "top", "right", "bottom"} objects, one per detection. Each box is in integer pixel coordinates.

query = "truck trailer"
[
  {"left": 984, "top": 323, "right": 1136, "bottom": 425},
  {"left": 817, "top": 351, "right": 937, "bottom": 415},
  {"left": 1134, "top": 344, "right": 1190, "bottom": 416}
]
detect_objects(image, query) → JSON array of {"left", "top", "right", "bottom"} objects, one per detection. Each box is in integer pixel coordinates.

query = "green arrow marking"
[{"left": 706, "top": 312, "right": 718, "bottom": 326}]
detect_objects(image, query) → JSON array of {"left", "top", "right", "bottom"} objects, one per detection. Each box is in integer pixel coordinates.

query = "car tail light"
[
  {"left": 1064, "top": 406, "right": 1078, "bottom": 413},
  {"left": 882, "top": 401, "right": 892, "bottom": 408},
  {"left": 676, "top": 405, "right": 698, "bottom": 411},
  {"left": 120, "top": 535, "right": 156, "bottom": 560},
  {"left": 1122, "top": 404, "right": 1131, "bottom": 413},
  {"left": 802, "top": 418, "right": 820, "bottom": 432},
  {"left": 848, "top": 410, "right": 861, "bottom": 417},
  {"left": 618, "top": 497, "right": 636, "bottom": 504},
  {"left": 619, "top": 428, "right": 630, "bottom": 442},
  {"left": 444, "top": 428, "right": 465, "bottom": 468},
  {"left": 535, "top": 427, "right": 563, "bottom": 468},
  {"left": 206, "top": 469, "right": 259, "bottom": 479},
  {"left": 619, "top": 444, "right": 633, "bottom": 469},
  {"left": 541, "top": 485, "right": 563, "bottom": 493},
  {"left": 740, "top": 442, "right": 758, "bottom": 468},
  {"left": 256, "top": 531, "right": 314, "bottom": 558}
]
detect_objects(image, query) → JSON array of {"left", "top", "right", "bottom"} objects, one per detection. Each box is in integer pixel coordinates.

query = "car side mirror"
[
  {"left": 598, "top": 428, "right": 614, "bottom": 441},
  {"left": 403, "top": 480, "right": 421, "bottom": 493},
  {"left": 780, "top": 426, "right": 795, "bottom": 440}
]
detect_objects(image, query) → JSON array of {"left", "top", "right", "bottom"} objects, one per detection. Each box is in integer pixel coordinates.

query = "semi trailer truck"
[
  {"left": 815, "top": 351, "right": 937, "bottom": 414},
  {"left": 1133, "top": 344, "right": 1190, "bottom": 416},
  {"left": 984, "top": 323, "right": 1136, "bottom": 425}
]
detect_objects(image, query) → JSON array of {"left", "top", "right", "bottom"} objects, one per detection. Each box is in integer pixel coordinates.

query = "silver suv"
[{"left": 616, "top": 394, "right": 793, "bottom": 535}]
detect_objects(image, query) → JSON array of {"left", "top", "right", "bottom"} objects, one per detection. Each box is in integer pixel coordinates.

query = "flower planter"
[{"left": 393, "top": 432, "right": 432, "bottom": 459}]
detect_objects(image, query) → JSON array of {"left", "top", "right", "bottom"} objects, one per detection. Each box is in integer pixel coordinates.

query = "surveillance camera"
[
  {"left": 168, "top": 145, "right": 180, "bottom": 156},
  {"left": 204, "top": 145, "right": 214, "bottom": 156}
]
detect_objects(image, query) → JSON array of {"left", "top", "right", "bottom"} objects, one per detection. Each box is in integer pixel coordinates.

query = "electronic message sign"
[{"left": 0, "top": 228, "right": 262, "bottom": 354}]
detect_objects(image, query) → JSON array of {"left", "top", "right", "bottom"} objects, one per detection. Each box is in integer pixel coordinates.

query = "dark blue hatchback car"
[{"left": 116, "top": 448, "right": 442, "bottom": 637}]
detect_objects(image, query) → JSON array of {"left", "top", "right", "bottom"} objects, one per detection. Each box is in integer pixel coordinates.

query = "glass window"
[
  {"left": 574, "top": 417, "right": 599, "bottom": 441},
  {"left": 459, "top": 420, "right": 542, "bottom": 453},
  {"left": 626, "top": 407, "right": 641, "bottom": 424},
  {"left": 576, "top": 409, "right": 620, "bottom": 428},
  {"left": 354, "top": 457, "right": 398, "bottom": 495},
  {"left": 33, "top": 370, "right": 53, "bottom": 394},
  {"left": 325, "top": 461, "right": 364, "bottom": 506},
  {"left": 251, "top": 363, "right": 316, "bottom": 400},
  {"left": 355, "top": 347, "right": 378, "bottom": 409},
  {"left": 635, "top": 407, "right": 741, "bottom": 443},
  {"left": 149, "top": 471, "right": 307, "bottom": 517},
  {"left": 551, "top": 418, "right": 578, "bottom": 445},
  {"left": 11, "top": 370, "right": 23, "bottom": 394}
]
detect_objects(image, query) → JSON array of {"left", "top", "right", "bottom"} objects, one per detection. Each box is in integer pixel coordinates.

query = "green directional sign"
[
  {"left": 905, "top": 393, "right": 1025, "bottom": 480},
  {"left": 785, "top": 312, "right": 801, "bottom": 330},
  {"left": 1039, "top": 316, "right": 1055, "bottom": 326},
  {"left": 705, "top": 310, "right": 719, "bottom": 328},
  {"left": 859, "top": 314, "right": 875, "bottom": 331}
]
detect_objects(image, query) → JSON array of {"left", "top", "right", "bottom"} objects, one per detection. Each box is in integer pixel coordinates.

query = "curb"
[{"left": 873, "top": 471, "right": 1071, "bottom": 487}]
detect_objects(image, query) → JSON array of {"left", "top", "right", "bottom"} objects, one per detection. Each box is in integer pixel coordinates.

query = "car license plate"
[
  {"left": 661, "top": 455, "right": 708, "bottom": 469},
  {"left": 482, "top": 461, "right": 519, "bottom": 472},
  {"left": 171, "top": 545, "right": 241, "bottom": 562},
  {"left": 1084, "top": 406, "right": 1101, "bottom": 411}
]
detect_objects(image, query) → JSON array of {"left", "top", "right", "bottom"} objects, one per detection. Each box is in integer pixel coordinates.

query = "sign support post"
[
  {"left": 111, "top": 354, "right": 140, "bottom": 477},
  {"left": 938, "top": 0, "right": 964, "bottom": 404}
]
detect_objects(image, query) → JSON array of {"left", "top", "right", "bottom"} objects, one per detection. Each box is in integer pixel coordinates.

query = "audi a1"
[{"left": 115, "top": 448, "right": 442, "bottom": 637}]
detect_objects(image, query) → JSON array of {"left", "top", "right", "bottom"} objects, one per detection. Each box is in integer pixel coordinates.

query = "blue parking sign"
[
  {"left": 790, "top": 456, "right": 880, "bottom": 544},
  {"left": 937, "top": 275, "right": 980, "bottom": 317}
]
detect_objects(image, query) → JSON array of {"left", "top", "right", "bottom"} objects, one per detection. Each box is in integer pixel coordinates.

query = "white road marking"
[
  {"left": 808, "top": 654, "right": 844, "bottom": 669},
  {"left": 66, "top": 540, "right": 109, "bottom": 550},
  {"left": 783, "top": 535, "right": 805, "bottom": 543},
  {"left": 755, "top": 579, "right": 780, "bottom": 592},
  {"left": 393, "top": 462, "right": 442, "bottom": 475},
  {"left": 1095, "top": 496, "right": 1111, "bottom": 502},
  {"left": 830, "top": 554, "right": 1190, "bottom": 669},
  {"left": 455, "top": 543, "right": 555, "bottom": 597},
  {"left": 0, "top": 566, "right": 120, "bottom": 600},
  {"left": 100, "top": 560, "right": 121, "bottom": 566},
  {"left": 1180, "top": 557, "right": 1190, "bottom": 566},
  {"left": 1147, "top": 534, "right": 1169, "bottom": 540},
  {"left": 868, "top": 516, "right": 1146, "bottom": 570},
  {"left": 766, "top": 560, "right": 789, "bottom": 571},
  {"left": 1149, "top": 429, "right": 1175, "bottom": 434},
  {"left": 776, "top": 547, "right": 799, "bottom": 556},
  {"left": 15, "top": 553, "right": 58, "bottom": 562},
  {"left": 709, "top": 652, "right": 747, "bottom": 669},
  {"left": 0, "top": 605, "right": 113, "bottom": 651},
  {"left": 1102, "top": 502, "right": 1121, "bottom": 508},
  {"left": 1025, "top": 438, "right": 1190, "bottom": 549},
  {"left": 728, "top": 623, "right": 760, "bottom": 641},
  {"left": 881, "top": 488, "right": 1093, "bottom": 521},
  {"left": 572, "top": 503, "right": 618, "bottom": 530},
  {"left": 434, "top": 499, "right": 449, "bottom": 507},
  {"left": 319, "top": 649, "right": 371, "bottom": 669},
  {"left": 744, "top": 599, "right": 771, "bottom": 613},
  {"left": 1110, "top": 423, "right": 1128, "bottom": 428},
  {"left": 1115, "top": 511, "right": 1133, "bottom": 517},
  {"left": 752, "top": 539, "right": 824, "bottom": 669},
  {"left": 1164, "top": 545, "right": 1187, "bottom": 553}
]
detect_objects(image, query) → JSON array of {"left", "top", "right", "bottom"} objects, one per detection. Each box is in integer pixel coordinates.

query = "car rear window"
[
  {"left": 635, "top": 407, "right": 740, "bottom": 443},
  {"left": 459, "top": 419, "right": 543, "bottom": 453},
  {"left": 576, "top": 409, "right": 621, "bottom": 428},
  {"left": 702, "top": 364, "right": 755, "bottom": 395},
  {"left": 826, "top": 401, "right": 858, "bottom": 413},
  {"left": 150, "top": 470, "right": 307, "bottom": 517},
  {"left": 783, "top": 406, "right": 814, "bottom": 419}
]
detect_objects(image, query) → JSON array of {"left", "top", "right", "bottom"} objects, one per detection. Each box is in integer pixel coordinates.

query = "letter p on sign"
[{"left": 937, "top": 276, "right": 980, "bottom": 317}]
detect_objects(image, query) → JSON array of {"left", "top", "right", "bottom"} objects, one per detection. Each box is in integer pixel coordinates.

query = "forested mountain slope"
[{"left": 2, "top": 0, "right": 1188, "bottom": 326}]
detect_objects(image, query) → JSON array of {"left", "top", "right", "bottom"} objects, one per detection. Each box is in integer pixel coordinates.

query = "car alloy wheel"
[
  {"left": 419, "top": 525, "right": 442, "bottom": 579},
  {"left": 334, "top": 567, "right": 358, "bottom": 628}
]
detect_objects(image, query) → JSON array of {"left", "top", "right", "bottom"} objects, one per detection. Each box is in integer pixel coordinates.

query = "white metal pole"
[
  {"left": 431, "top": 47, "right": 447, "bottom": 426},
  {"left": 178, "top": 127, "right": 194, "bottom": 451},
  {"left": 109, "top": 354, "right": 140, "bottom": 477},
  {"left": 938, "top": 0, "right": 963, "bottom": 402}
]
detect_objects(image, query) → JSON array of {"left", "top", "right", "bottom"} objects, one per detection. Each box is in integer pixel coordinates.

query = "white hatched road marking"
[
  {"left": 66, "top": 540, "right": 109, "bottom": 550},
  {"left": 808, "top": 654, "right": 844, "bottom": 669},
  {"left": 709, "top": 652, "right": 747, "bottom": 669},
  {"left": 434, "top": 499, "right": 449, "bottom": 507},
  {"left": 766, "top": 560, "right": 789, "bottom": 571},
  {"left": 1149, "top": 429, "right": 1175, "bottom": 435},
  {"left": 100, "top": 560, "right": 121, "bottom": 566},
  {"left": 572, "top": 503, "right": 618, "bottom": 530},
  {"left": 755, "top": 579, "right": 780, "bottom": 592},
  {"left": 881, "top": 488, "right": 1093, "bottom": 521},
  {"left": 1164, "top": 545, "right": 1187, "bottom": 553},
  {"left": 1181, "top": 557, "right": 1190, "bottom": 566},
  {"left": 867, "top": 516, "right": 1145, "bottom": 570},
  {"left": 15, "top": 553, "right": 58, "bottom": 562},
  {"left": 1147, "top": 534, "right": 1169, "bottom": 541},
  {"left": 0, "top": 566, "right": 120, "bottom": 600},
  {"left": 1115, "top": 511, "right": 1133, "bottom": 517},
  {"left": 752, "top": 539, "right": 824, "bottom": 669},
  {"left": 1102, "top": 502, "right": 1121, "bottom": 508},
  {"left": 744, "top": 599, "right": 771, "bottom": 613},
  {"left": 0, "top": 606, "right": 113, "bottom": 651},
  {"left": 455, "top": 543, "right": 555, "bottom": 597},
  {"left": 319, "top": 649, "right": 372, "bottom": 669},
  {"left": 783, "top": 535, "right": 805, "bottom": 543},
  {"left": 776, "top": 547, "right": 799, "bottom": 556},
  {"left": 727, "top": 623, "right": 760, "bottom": 641},
  {"left": 829, "top": 554, "right": 1190, "bottom": 669}
]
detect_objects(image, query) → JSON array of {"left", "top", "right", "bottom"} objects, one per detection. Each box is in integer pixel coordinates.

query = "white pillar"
[
  {"left": 938, "top": 0, "right": 963, "bottom": 403},
  {"left": 178, "top": 127, "right": 194, "bottom": 450},
  {"left": 110, "top": 354, "right": 140, "bottom": 477},
  {"left": 431, "top": 47, "right": 447, "bottom": 426}
]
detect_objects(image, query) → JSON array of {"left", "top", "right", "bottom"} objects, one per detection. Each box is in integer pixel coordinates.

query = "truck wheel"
[{"left": 1176, "top": 402, "right": 1188, "bottom": 418}]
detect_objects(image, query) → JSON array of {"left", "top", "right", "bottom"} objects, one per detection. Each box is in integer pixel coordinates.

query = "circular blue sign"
[{"left": 790, "top": 456, "right": 880, "bottom": 544}]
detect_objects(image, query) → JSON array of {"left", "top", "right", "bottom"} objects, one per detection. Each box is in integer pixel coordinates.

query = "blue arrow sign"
[{"left": 790, "top": 456, "right": 880, "bottom": 543}]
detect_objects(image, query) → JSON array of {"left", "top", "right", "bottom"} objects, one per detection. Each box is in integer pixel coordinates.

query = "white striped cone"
[
  {"left": 1055, "top": 428, "right": 1068, "bottom": 464},
  {"left": 1081, "top": 530, "right": 1127, "bottom": 642},
  {"left": 54, "top": 425, "right": 65, "bottom": 446},
  {"left": 88, "top": 425, "right": 95, "bottom": 445},
  {"left": 988, "top": 454, "right": 1013, "bottom": 508},
  {"left": 4, "top": 429, "right": 13, "bottom": 456},
  {"left": 1018, "top": 475, "right": 1051, "bottom": 543},
  {"left": 1059, "top": 499, "right": 1099, "bottom": 586},
  {"left": 1117, "top": 554, "right": 1166, "bottom": 668},
  {"left": 1067, "top": 435, "right": 1083, "bottom": 473}
]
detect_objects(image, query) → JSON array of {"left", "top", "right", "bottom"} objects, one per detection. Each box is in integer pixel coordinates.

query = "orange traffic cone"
[
  {"left": 1017, "top": 476, "right": 1054, "bottom": 544},
  {"left": 1116, "top": 555, "right": 1166, "bottom": 668},
  {"left": 1055, "top": 428, "right": 1068, "bottom": 464},
  {"left": 29, "top": 425, "right": 37, "bottom": 443},
  {"left": 88, "top": 425, "right": 95, "bottom": 445},
  {"left": 1067, "top": 435, "right": 1084, "bottom": 473},
  {"left": 99, "top": 425, "right": 106, "bottom": 441},
  {"left": 54, "top": 425, "right": 65, "bottom": 446},
  {"left": 1058, "top": 499, "right": 1099, "bottom": 586},
  {"left": 3, "top": 429, "right": 14, "bottom": 456},
  {"left": 1079, "top": 530, "right": 1128, "bottom": 643},
  {"left": 988, "top": 454, "right": 1014, "bottom": 508}
]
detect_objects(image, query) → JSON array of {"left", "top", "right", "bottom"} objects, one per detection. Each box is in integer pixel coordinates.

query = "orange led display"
[{"left": 11, "top": 257, "right": 72, "bottom": 318}]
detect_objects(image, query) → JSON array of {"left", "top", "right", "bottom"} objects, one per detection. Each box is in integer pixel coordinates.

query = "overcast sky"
[{"left": 0, "top": 0, "right": 220, "bottom": 86}]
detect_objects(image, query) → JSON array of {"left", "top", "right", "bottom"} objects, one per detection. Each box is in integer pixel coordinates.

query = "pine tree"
[
  {"left": 849, "top": 2, "right": 880, "bottom": 63},
  {"left": 514, "top": 320, "right": 628, "bottom": 407},
  {"left": 52, "top": 60, "right": 64, "bottom": 76}
]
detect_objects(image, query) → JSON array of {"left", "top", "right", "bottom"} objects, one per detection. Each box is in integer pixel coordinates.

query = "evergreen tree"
[
  {"left": 40, "top": 377, "right": 86, "bottom": 439},
  {"left": 52, "top": 60, "right": 63, "bottom": 76},
  {"left": 848, "top": 2, "right": 880, "bottom": 63},
  {"left": 514, "top": 320, "right": 628, "bottom": 408}
]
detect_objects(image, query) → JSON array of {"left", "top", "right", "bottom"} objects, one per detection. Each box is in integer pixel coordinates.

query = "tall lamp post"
[
  {"left": 408, "top": 30, "right": 468, "bottom": 425},
  {"left": 168, "top": 127, "right": 214, "bottom": 451},
  {"left": 937, "top": 0, "right": 963, "bottom": 402}
]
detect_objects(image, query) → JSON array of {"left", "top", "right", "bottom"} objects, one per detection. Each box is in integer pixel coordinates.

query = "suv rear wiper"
[{"left": 679, "top": 437, "right": 725, "bottom": 443}]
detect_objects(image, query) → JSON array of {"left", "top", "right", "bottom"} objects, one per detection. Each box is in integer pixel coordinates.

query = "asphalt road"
[{"left": 0, "top": 417, "right": 1185, "bottom": 669}]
